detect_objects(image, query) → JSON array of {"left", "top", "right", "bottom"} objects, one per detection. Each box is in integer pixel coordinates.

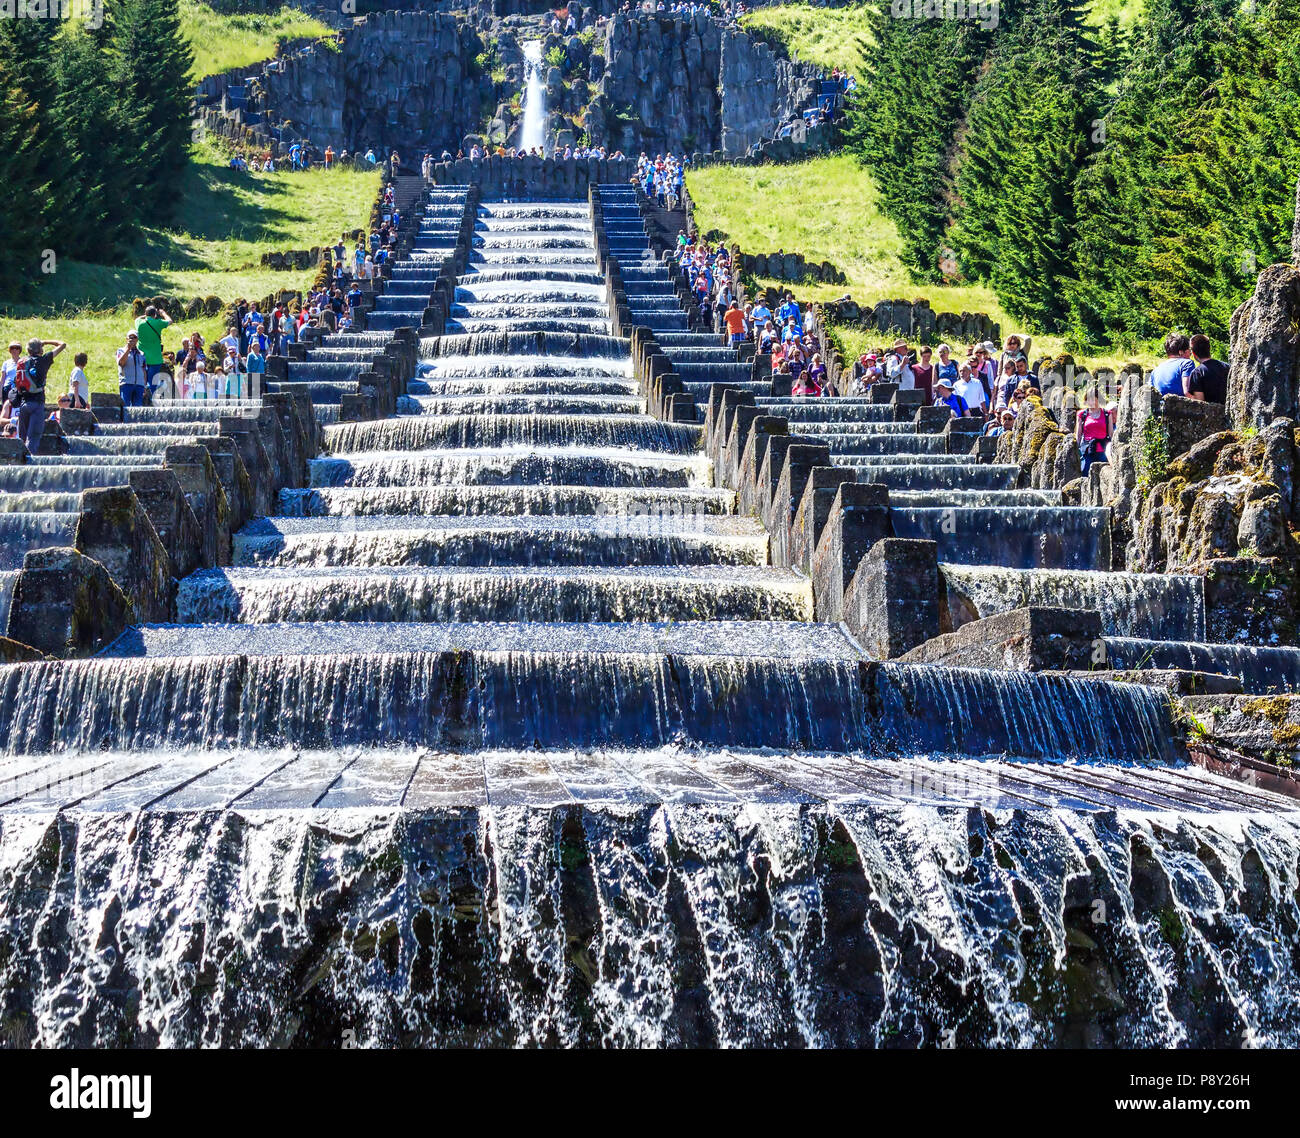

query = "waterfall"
[
  {"left": 2, "top": 803, "right": 1296, "bottom": 1047},
  {"left": 521, "top": 40, "right": 546, "bottom": 154},
  {"left": 2, "top": 191, "right": 1297, "bottom": 1050}
]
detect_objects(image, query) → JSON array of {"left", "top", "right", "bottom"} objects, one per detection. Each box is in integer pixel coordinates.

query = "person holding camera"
[
  {"left": 13, "top": 337, "right": 66, "bottom": 455},
  {"left": 117, "top": 330, "right": 148, "bottom": 413}
]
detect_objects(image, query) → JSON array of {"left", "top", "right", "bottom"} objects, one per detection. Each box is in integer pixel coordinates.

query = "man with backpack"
[{"left": 13, "top": 337, "right": 66, "bottom": 456}]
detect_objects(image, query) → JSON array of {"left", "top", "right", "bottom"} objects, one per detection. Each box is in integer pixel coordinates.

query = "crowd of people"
[
  {"left": 613, "top": 1, "right": 750, "bottom": 21},
  {"left": 673, "top": 230, "right": 1229, "bottom": 476},
  {"left": 638, "top": 153, "right": 688, "bottom": 210},
  {"left": 423, "top": 144, "right": 626, "bottom": 170},
  {"left": 2, "top": 182, "right": 406, "bottom": 449},
  {"left": 227, "top": 145, "right": 397, "bottom": 175}
]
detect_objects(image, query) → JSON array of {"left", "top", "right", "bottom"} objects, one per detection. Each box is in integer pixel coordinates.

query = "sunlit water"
[{"left": 1, "top": 194, "right": 1296, "bottom": 1048}]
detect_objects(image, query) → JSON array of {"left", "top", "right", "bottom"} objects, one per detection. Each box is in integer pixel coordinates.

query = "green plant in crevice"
[{"left": 1136, "top": 414, "right": 1169, "bottom": 490}]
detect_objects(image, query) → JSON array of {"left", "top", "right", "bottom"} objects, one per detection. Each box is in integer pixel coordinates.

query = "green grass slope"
[
  {"left": 740, "top": 3, "right": 873, "bottom": 77},
  {"left": 182, "top": 1, "right": 336, "bottom": 83},
  {"left": 687, "top": 154, "right": 1154, "bottom": 368},
  {"left": 0, "top": 141, "right": 380, "bottom": 394}
]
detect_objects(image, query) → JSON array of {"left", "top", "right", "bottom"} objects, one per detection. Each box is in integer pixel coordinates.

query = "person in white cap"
[{"left": 934, "top": 376, "right": 968, "bottom": 418}]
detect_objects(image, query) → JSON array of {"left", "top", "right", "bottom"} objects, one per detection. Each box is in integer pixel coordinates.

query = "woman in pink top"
[{"left": 1075, "top": 387, "right": 1113, "bottom": 473}]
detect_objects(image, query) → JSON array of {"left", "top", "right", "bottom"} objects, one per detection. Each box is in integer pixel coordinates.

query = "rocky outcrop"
[
  {"left": 1197, "top": 694, "right": 1300, "bottom": 758},
  {"left": 1130, "top": 423, "right": 1297, "bottom": 571},
  {"left": 1121, "top": 413, "right": 1299, "bottom": 644},
  {"left": 591, "top": 13, "right": 819, "bottom": 157},
  {"left": 719, "top": 21, "right": 821, "bottom": 154},
  {"left": 200, "top": 11, "right": 488, "bottom": 158},
  {"left": 995, "top": 397, "right": 1081, "bottom": 490},
  {"left": 1227, "top": 263, "right": 1300, "bottom": 430}
]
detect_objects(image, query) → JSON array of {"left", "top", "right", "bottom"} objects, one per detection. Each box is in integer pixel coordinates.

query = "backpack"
[{"left": 14, "top": 356, "right": 44, "bottom": 399}]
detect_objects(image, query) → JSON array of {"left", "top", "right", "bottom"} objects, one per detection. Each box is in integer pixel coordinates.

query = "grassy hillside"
[
  {"left": 740, "top": 0, "right": 1143, "bottom": 74},
  {"left": 0, "top": 141, "right": 380, "bottom": 394},
  {"left": 182, "top": 1, "right": 336, "bottom": 83},
  {"left": 686, "top": 154, "right": 1155, "bottom": 369},
  {"left": 740, "top": 3, "right": 873, "bottom": 77}
]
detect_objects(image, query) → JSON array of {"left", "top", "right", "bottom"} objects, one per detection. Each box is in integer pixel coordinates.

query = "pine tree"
[
  {"left": 846, "top": 10, "right": 1002, "bottom": 281},
  {"left": 0, "top": 54, "right": 48, "bottom": 293},
  {"left": 52, "top": 23, "right": 137, "bottom": 260},
  {"left": 108, "top": 0, "right": 195, "bottom": 220},
  {"left": 0, "top": 14, "right": 61, "bottom": 275},
  {"left": 949, "top": 0, "right": 1102, "bottom": 330},
  {"left": 1065, "top": 0, "right": 1236, "bottom": 347},
  {"left": 1145, "top": 1, "right": 1300, "bottom": 340}
]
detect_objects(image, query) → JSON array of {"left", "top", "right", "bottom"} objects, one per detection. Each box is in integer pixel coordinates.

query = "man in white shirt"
[{"left": 956, "top": 363, "right": 987, "bottom": 417}]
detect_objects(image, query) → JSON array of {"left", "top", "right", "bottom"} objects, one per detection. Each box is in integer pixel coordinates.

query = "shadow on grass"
[
  {"left": 167, "top": 162, "right": 296, "bottom": 245},
  {"left": 1, "top": 163, "right": 300, "bottom": 313}
]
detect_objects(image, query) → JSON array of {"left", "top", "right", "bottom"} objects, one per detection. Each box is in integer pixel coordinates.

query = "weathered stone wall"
[
  {"left": 199, "top": 11, "right": 488, "bottom": 157},
  {"left": 591, "top": 12, "right": 820, "bottom": 157},
  {"left": 735, "top": 250, "right": 845, "bottom": 285},
  {"left": 817, "top": 296, "right": 1001, "bottom": 345},
  {"left": 430, "top": 154, "right": 635, "bottom": 198}
]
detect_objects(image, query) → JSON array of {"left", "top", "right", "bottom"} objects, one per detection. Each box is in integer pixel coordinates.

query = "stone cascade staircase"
[
  {"left": 597, "top": 185, "right": 759, "bottom": 416},
  {"left": 584, "top": 185, "right": 1300, "bottom": 698},
  {"left": 269, "top": 186, "right": 474, "bottom": 425},
  {"left": 596, "top": 185, "right": 1116, "bottom": 575},
  {"left": 1, "top": 400, "right": 266, "bottom": 627},
  {"left": 3, "top": 195, "right": 1299, "bottom": 1050}
]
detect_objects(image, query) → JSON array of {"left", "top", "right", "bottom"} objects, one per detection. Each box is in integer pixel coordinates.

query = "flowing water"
[
  {"left": 520, "top": 40, "right": 547, "bottom": 155},
  {"left": 1, "top": 195, "right": 1297, "bottom": 1048}
]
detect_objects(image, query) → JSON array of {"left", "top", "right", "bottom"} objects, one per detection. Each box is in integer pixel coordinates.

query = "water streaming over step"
[
  {"left": 178, "top": 565, "right": 814, "bottom": 625},
  {"left": 0, "top": 647, "right": 1180, "bottom": 761},
  {"left": 279, "top": 484, "right": 734, "bottom": 518},
  {"left": 308, "top": 448, "right": 713, "bottom": 490},
  {"left": 1, "top": 797, "right": 1295, "bottom": 1046},
  {"left": 324, "top": 413, "right": 700, "bottom": 455},
  {"left": 941, "top": 565, "right": 1207, "bottom": 641},
  {"left": 0, "top": 569, "right": 16, "bottom": 631},
  {"left": 0, "top": 513, "right": 79, "bottom": 570},
  {"left": 231, "top": 513, "right": 770, "bottom": 569},
  {"left": 1105, "top": 638, "right": 1300, "bottom": 692},
  {"left": 1, "top": 192, "right": 1295, "bottom": 1048}
]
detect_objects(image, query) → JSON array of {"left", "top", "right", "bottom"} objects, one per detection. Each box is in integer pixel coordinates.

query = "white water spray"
[{"left": 521, "top": 40, "right": 546, "bottom": 154}]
